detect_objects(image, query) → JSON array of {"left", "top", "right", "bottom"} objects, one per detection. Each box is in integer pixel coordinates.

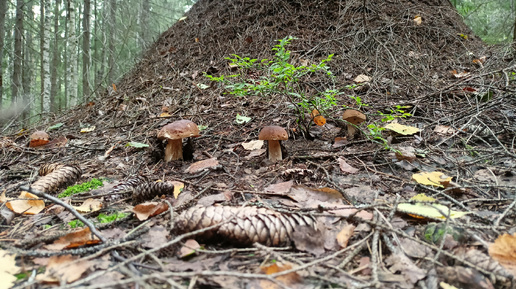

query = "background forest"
[{"left": 0, "top": 0, "right": 514, "bottom": 131}]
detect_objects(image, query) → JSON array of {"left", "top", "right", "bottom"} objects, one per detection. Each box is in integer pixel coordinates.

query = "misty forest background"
[{"left": 0, "top": 0, "right": 514, "bottom": 131}]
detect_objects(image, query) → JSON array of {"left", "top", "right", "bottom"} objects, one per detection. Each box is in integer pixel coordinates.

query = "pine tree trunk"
[
  {"left": 0, "top": 0, "right": 7, "bottom": 109},
  {"left": 107, "top": 0, "right": 117, "bottom": 85},
  {"left": 50, "top": 0, "right": 60, "bottom": 112},
  {"left": 82, "top": 0, "right": 91, "bottom": 100},
  {"left": 66, "top": 0, "right": 78, "bottom": 107},
  {"left": 12, "top": 0, "right": 24, "bottom": 111},
  {"left": 40, "top": 0, "right": 51, "bottom": 113},
  {"left": 22, "top": 2, "right": 34, "bottom": 123}
]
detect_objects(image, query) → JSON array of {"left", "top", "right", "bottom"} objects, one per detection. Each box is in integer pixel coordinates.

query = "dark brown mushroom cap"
[
  {"left": 158, "top": 120, "right": 200, "bottom": 140},
  {"left": 30, "top": 130, "right": 49, "bottom": 141},
  {"left": 342, "top": 110, "right": 366, "bottom": 125},
  {"left": 258, "top": 126, "right": 288, "bottom": 141}
]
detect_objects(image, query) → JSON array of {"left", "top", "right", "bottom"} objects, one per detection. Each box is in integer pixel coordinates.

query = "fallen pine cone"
[
  {"left": 175, "top": 205, "right": 316, "bottom": 246},
  {"left": 32, "top": 164, "right": 82, "bottom": 194}
]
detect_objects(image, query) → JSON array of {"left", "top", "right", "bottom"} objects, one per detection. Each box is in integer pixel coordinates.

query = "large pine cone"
[{"left": 175, "top": 205, "right": 316, "bottom": 246}]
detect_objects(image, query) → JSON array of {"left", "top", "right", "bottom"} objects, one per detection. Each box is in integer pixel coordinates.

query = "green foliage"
[
  {"left": 58, "top": 178, "right": 104, "bottom": 198},
  {"left": 206, "top": 36, "right": 338, "bottom": 136},
  {"left": 97, "top": 212, "right": 129, "bottom": 223},
  {"left": 69, "top": 219, "right": 85, "bottom": 228}
]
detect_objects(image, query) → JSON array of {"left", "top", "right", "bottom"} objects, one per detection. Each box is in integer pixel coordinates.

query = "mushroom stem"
[
  {"left": 165, "top": 139, "right": 183, "bottom": 162},
  {"left": 346, "top": 124, "right": 357, "bottom": 138},
  {"left": 268, "top": 140, "right": 283, "bottom": 162}
]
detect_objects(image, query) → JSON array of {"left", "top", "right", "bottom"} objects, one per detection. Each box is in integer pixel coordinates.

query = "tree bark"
[
  {"left": 0, "top": 0, "right": 7, "bottom": 109},
  {"left": 107, "top": 0, "right": 117, "bottom": 85},
  {"left": 82, "top": 0, "right": 91, "bottom": 100},
  {"left": 50, "top": 0, "right": 61, "bottom": 112},
  {"left": 22, "top": 1, "right": 34, "bottom": 122},
  {"left": 66, "top": 0, "right": 78, "bottom": 106},
  {"left": 12, "top": 0, "right": 24, "bottom": 112},
  {"left": 41, "top": 0, "right": 51, "bottom": 113}
]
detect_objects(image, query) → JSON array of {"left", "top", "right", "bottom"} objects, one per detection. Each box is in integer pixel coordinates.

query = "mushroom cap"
[
  {"left": 158, "top": 120, "right": 200, "bottom": 140},
  {"left": 258, "top": 126, "right": 288, "bottom": 141},
  {"left": 30, "top": 130, "right": 49, "bottom": 141},
  {"left": 342, "top": 110, "right": 366, "bottom": 125}
]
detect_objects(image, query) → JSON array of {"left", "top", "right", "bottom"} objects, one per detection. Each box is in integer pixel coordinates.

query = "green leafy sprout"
[
  {"left": 58, "top": 178, "right": 104, "bottom": 198},
  {"left": 68, "top": 212, "right": 129, "bottom": 228}
]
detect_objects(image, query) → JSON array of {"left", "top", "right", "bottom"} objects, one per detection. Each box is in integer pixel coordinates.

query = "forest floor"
[{"left": 1, "top": 0, "right": 516, "bottom": 288}]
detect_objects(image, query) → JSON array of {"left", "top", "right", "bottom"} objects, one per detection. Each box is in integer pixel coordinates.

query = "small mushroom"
[
  {"left": 29, "top": 131, "right": 50, "bottom": 147},
  {"left": 158, "top": 120, "right": 200, "bottom": 162},
  {"left": 342, "top": 110, "right": 366, "bottom": 138},
  {"left": 258, "top": 126, "right": 288, "bottom": 162}
]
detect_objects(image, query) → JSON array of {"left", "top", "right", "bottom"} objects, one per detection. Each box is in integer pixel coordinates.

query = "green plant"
[
  {"left": 59, "top": 178, "right": 104, "bottom": 198},
  {"left": 97, "top": 212, "right": 129, "bottom": 223},
  {"left": 68, "top": 219, "right": 85, "bottom": 228},
  {"left": 205, "top": 36, "right": 338, "bottom": 137}
]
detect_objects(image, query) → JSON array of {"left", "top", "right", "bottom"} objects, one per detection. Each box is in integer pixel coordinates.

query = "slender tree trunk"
[
  {"left": 22, "top": 1, "right": 34, "bottom": 122},
  {"left": 82, "top": 0, "right": 91, "bottom": 100},
  {"left": 139, "top": 0, "right": 150, "bottom": 51},
  {"left": 66, "top": 0, "right": 78, "bottom": 106},
  {"left": 41, "top": 0, "right": 51, "bottom": 113},
  {"left": 12, "top": 0, "right": 24, "bottom": 112},
  {"left": 0, "top": 0, "right": 7, "bottom": 109},
  {"left": 50, "top": 0, "right": 60, "bottom": 112},
  {"left": 108, "top": 0, "right": 117, "bottom": 85}
]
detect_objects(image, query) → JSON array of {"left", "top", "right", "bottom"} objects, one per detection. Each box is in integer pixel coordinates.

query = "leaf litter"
[{"left": 1, "top": 0, "right": 516, "bottom": 288}]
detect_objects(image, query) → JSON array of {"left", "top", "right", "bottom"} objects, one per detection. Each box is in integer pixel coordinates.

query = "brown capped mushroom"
[
  {"left": 342, "top": 110, "right": 366, "bottom": 138},
  {"left": 258, "top": 126, "right": 288, "bottom": 162},
  {"left": 158, "top": 120, "right": 200, "bottom": 162},
  {"left": 29, "top": 131, "right": 50, "bottom": 148}
]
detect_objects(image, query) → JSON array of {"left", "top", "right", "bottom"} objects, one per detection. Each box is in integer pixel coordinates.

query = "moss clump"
[{"left": 58, "top": 178, "right": 104, "bottom": 198}]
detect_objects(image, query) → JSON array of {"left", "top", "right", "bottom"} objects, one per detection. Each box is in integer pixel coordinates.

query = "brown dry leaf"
[
  {"left": 313, "top": 115, "right": 326, "bottom": 126},
  {"left": 245, "top": 148, "right": 266, "bottom": 159},
  {"left": 73, "top": 199, "right": 102, "bottom": 213},
  {"left": 132, "top": 201, "right": 169, "bottom": 221},
  {"left": 185, "top": 158, "right": 219, "bottom": 174},
  {"left": 141, "top": 225, "right": 170, "bottom": 249},
  {"left": 179, "top": 239, "right": 201, "bottom": 258},
  {"left": 336, "top": 224, "right": 355, "bottom": 248},
  {"left": 292, "top": 224, "right": 326, "bottom": 256},
  {"left": 36, "top": 255, "right": 92, "bottom": 284},
  {"left": 385, "top": 253, "right": 426, "bottom": 285},
  {"left": 353, "top": 74, "right": 371, "bottom": 83},
  {"left": 6, "top": 191, "right": 45, "bottom": 215},
  {"left": 0, "top": 250, "right": 19, "bottom": 289},
  {"left": 332, "top": 136, "right": 347, "bottom": 148},
  {"left": 310, "top": 109, "right": 320, "bottom": 118},
  {"left": 197, "top": 193, "right": 228, "bottom": 206},
  {"left": 488, "top": 233, "right": 516, "bottom": 275},
  {"left": 45, "top": 227, "right": 101, "bottom": 251},
  {"left": 338, "top": 157, "right": 359, "bottom": 174},
  {"left": 260, "top": 262, "right": 302, "bottom": 288},
  {"left": 434, "top": 125, "right": 456, "bottom": 135},
  {"left": 264, "top": 180, "right": 293, "bottom": 195},
  {"left": 40, "top": 136, "right": 68, "bottom": 149},
  {"left": 395, "top": 146, "right": 417, "bottom": 162}
]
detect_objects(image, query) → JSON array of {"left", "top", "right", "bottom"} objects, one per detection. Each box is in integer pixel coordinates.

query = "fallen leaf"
[
  {"left": 333, "top": 136, "right": 347, "bottom": 148},
  {"left": 245, "top": 148, "right": 266, "bottom": 159},
  {"left": 73, "top": 199, "right": 102, "bottom": 213},
  {"left": 397, "top": 194, "right": 469, "bottom": 220},
  {"left": 80, "top": 126, "right": 96, "bottom": 133},
  {"left": 197, "top": 193, "right": 228, "bottom": 206},
  {"left": 45, "top": 227, "right": 101, "bottom": 251},
  {"left": 36, "top": 255, "right": 92, "bottom": 284},
  {"left": 413, "top": 15, "right": 422, "bottom": 25},
  {"left": 412, "top": 171, "right": 452, "bottom": 187},
  {"left": 0, "top": 250, "right": 19, "bottom": 289},
  {"left": 235, "top": 114, "right": 251, "bottom": 124},
  {"left": 336, "top": 224, "right": 355, "bottom": 248},
  {"left": 488, "top": 233, "right": 516, "bottom": 276},
  {"left": 141, "top": 226, "right": 170, "bottom": 249},
  {"left": 440, "top": 282, "right": 459, "bottom": 289},
  {"left": 434, "top": 125, "right": 456, "bottom": 135},
  {"left": 260, "top": 262, "right": 302, "bottom": 288},
  {"left": 353, "top": 74, "right": 371, "bottom": 83},
  {"left": 179, "top": 239, "right": 200, "bottom": 258},
  {"left": 385, "top": 253, "right": 426, "bottom": 285},
  {"left": 169, "top": 181, "right": 184, "bottom": 199},
  {"left": 384, "top": 123, "right": 420, "bottom": 135},
  {"left": 264, "top": 180, "right": 293, "bottom": 195},
  {"left": 6, "top": 191, "right": 45, "bottom": 215},
  {"left": 185, "top": 158, "right": 219, "bottom": 174},
  {"left": 241, "top": 140, "right": 264, "bottom": 150},
  {"left": 338, "top": 157, "right": 359, "bottom": 174},
  {"left": 132, "top": 201, "right": 169, "bottom": 221}
]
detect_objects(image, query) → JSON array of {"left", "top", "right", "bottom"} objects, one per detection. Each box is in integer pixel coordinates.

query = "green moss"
[
  {"left": 68, "top": 219, "right": 84, "bottom": 228},
  {"left": 58, "top": 178, "right": 104, "bottom": 198},
  {"left": 97, "top": 212, "right": 129, "bottom": 223}
]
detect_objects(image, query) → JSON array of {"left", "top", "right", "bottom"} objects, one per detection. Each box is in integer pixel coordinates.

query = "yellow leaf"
[
  {"left": 80, "top": 126, "right": 96, "bottom": 133},
  {"left": 414, "top": 15, "right": 422, "bottom": 25},
  {"left": 0, "top": 250, "right": 19, "bottom": 289},
  {"left": 384, "top": 123, "right": 420, "bottom": 135},
  {"left": 397, "top": 193, "right": 469, "bottom": 219},
  {"left": 73, "top": 199, "right": 102, "bottom": 213},
  {"left": 159, "top": 112, "right": 172, "bottom": 118},
  {"left": 489, "top": 233, "right": 516, "bottom": 276},
  {"left": 6, "top": 191, "right": 45, "bottom": 215},
  {"left": 169, "top": 181, "right": 184, "bottom": 199},
  {"left": 439, "top": 282, "right": 459, "bottom": 289},
  {"left": 412, "top": 172, "right": 452, "bottom": 187},
  {"left": 313, "top": 115, "right": 326, "bottom": 126}
]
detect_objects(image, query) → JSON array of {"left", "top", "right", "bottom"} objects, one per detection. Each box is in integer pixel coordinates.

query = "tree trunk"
[
  {"left": 0, "top": 0, "right": 7, "bottom": 109},
  {"left": 40, "top": 0, "right": 51, "bottom": 113},
  {"left": 107, "top": 0, "right": 117, "bottom": 85},
  {"left": 82, "top": 0, "right": 91, "bottom": 100},
  {"left": 50, "top": 0, "right": 61, "bottom": 112},
  {"left": 66, "top": 0, "right": 78, "bottom": 106},
  {"left": 12, "top": 0, "right": 24, "bottom": 112},
  {"left": 139, "top": 0, "right": 150, "bottom": 51},
  {"left": 22, "top": 1, "right": 34, "bottom": 123}
]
